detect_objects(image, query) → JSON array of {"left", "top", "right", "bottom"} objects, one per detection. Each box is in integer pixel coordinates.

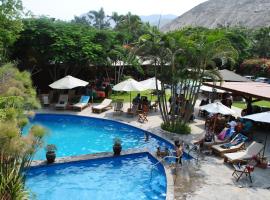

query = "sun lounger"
[
  {"left": 127, "top": 104, "right": 139, "bottom": 117},
  {"left": 55, "top": 94, "right": 68, "bottom": 109},
  {"left": 41, "top": 94, "right": 50, "bottom": 107},
  {"left": 114, "top": 99, "right": 124, "bottom": 114},
  {"left": 72, "top": 96, "right": 90, "bottom": 111},
  {"left": 211, "top": 134, "right": 248, "bottom": 157},
  {"left": 92, "top": 98, "right": 112, "bottom": 113},
  {"left": 223, "top": 141, "right": 264, "bottom": 163}
]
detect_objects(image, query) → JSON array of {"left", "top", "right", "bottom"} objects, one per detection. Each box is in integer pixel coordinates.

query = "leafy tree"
[
  {"left": 0, "top": 63, "right": 46, "bottom": 199},
  {"left": 13, "top": 18, "right": 106, "bottom": 81},
  {"left": 252, "top": 27, "right": 270, "bottom": 58},
  {"left": 73, "top": 8, "right": 110, "bottom": 29},
  {"left": 0, "top": 0, "right": 24, "bottom": 63}
]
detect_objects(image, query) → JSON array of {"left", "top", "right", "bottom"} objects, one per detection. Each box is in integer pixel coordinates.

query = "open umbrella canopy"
[
  {"left": 200, "top": 102, "right": 236, "bottom": 115},
  {"left": 49, "top": 75, "right": 88, "bottom": 89},
  {"left": 140, "top": 77, "right": 161, "bottom": 90},
  {"left": 243, "top": 111, "right": 270, "bottom": 123},
  {"left": 112, "top": 78, "right": 146, "bottom": 92}
]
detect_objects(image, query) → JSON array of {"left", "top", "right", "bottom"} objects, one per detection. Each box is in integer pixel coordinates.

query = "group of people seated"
[
  {"left": 132, "top": 93, "right": 151, "bottom": 109},
  {"left": 196, "top": 114, "right": 254, "bottom": 149}
]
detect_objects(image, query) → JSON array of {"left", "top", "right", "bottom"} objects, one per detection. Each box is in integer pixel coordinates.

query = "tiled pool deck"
[{"left": 34, "top": 101, "right": 270, "bottom": 200}]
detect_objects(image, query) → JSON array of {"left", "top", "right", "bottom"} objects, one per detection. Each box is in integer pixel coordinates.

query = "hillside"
[
  {"left": 140, "top": 14, "right": 176, "bottom": 27},
  {"left": 162, "top": 0, "right": 270, "bottom": 32}
]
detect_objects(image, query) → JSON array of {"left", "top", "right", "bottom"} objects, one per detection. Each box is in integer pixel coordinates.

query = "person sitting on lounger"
[
  {"left": 194, "top": 131, "right": 214, "bottom": 148},
  {"left": 221, "top": 134, "right": 248, "bottom": 149}
]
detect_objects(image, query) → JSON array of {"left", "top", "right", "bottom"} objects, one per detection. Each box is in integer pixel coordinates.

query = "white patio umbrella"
[
  {"left": 140, "top": 77, "right": 161, "bottom": 102},
  {"left": 140, "top": 77, "right": 161, "bottom": 90},
  {"left": 200, "top": 102, "right": 236, "bottom": 133},
  {"left": 49, "top": 75, "right": 88, "bottom": 89},
  {"left": 112, "top": 78, "right": 146, "bottom": 108},
  {"left": 200, "top": 102, "right": 236, "bottom": 115},
  {"left": 243, "top": 111, "right": 270, "bottom": 156}
]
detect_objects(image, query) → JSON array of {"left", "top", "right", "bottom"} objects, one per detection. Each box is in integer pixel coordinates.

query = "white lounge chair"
[
  {"left": 211, "top": 134, "right": 248, "bottom": 156},
  {"left": 41, "top": 94, "right": 50, "bottom": 107},
  {"left": 224, "top": 141, "right": 264, "bottom": 163},
  {"left": 113, "top": 99, "right": 124, "bottom": 114},
  {"left": 55, "top": 94, "right": 68, "bottom": 110},
  {"left": 73, "top": 96, "right": 90, "bottom": 111},
  {"left": 92, "top": 98, "right": 112, "bottom": 113}
]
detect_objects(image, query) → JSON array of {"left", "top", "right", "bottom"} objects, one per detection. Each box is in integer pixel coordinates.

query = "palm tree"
[
  {"left": 88, "top": 8, "right": 110, "bottom": 29},
  {"left": 135, "top": 27, "right": 239, "bottom": 133}
]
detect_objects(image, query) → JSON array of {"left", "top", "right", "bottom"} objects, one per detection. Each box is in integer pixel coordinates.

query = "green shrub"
[{"left": 161, "top": 121, "right": 191, "bottom": 134}]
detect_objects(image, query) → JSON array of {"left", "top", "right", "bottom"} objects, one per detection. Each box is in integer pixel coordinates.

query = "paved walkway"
[{"left": 37, "top": 101, "right": 270, "bottom": 200}]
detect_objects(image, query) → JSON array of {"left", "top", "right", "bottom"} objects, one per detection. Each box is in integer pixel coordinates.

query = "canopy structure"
[
  {"left": 200, "top": 85, "right": 226, "bottom": 93},
  {"left": 113, "top": 78, "right": 146, "bottom": 107},
  {"left": 203, "top": 82, "right": 270, "bottom": 101},
  {"left": 243, "top": 112, "right": 270, "bottom": 123},
  {"left": 140, "top": 77, "right": 161, "bottom": 90},
  {"left": 200, "top": 102, "right": 236, "bottom": 115},
  {"left": 243, "top": 111, "right": 270, "bottom": 156},
  {"left": 49, "top": 75, "right": 88, "bottom": 89},
  {"left": 218, "top": 69, "right": 251, "bottom": 82}
]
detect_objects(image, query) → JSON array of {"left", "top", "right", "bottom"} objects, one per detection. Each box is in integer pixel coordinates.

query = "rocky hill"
[
  {"left": 140, "top": 14, "right": 176, "bottom": 27},
  {"left": 162, "top": 0, "right": 270, "bottom": 32}
]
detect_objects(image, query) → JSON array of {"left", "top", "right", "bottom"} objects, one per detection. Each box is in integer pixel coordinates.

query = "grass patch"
[
  {"left": 232, "top": 101, "right": 270, "bottom": 109},
  {"left": 110, "top": 90, "right": 171, "bottom": 102}
]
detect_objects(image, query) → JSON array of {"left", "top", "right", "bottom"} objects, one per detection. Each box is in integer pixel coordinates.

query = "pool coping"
[{"left": 30, "top": 112, "right": 175, "bottom": 200}]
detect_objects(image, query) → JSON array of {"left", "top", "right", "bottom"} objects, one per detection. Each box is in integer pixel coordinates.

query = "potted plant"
[
  {"left": 45, "top": 144, "right": 57, "bottom": 164},
  {"left": 113, "top": 138, "right": 122, "bottom": 156}
]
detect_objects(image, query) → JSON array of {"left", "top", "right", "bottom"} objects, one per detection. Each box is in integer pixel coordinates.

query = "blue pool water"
[
  {"left": 26, "top": 153, "right": 167, "bottom": 200},
  {"left": 23, "top": 114, "right": 177, "bottom": 160}
]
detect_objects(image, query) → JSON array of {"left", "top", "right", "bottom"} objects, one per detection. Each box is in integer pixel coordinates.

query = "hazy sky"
[{"left": 22, "top": 0, "right": 208, "bottom": 20}]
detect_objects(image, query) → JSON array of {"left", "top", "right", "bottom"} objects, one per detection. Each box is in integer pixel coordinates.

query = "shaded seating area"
[
  {"left": 72, "top": 95, "right": 90, "bottom": 111},
  {"left": 55, "top": 94, "right": 69, "bottom": 110},
  {"left": 92, "top": 98, "right": 112, "bottom": 113},
  {"left": 224, "top": 141, "right": 264, "bottom": 163}
]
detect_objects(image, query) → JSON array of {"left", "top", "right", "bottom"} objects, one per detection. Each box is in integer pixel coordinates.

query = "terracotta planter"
[
  {"left": 113, "top": 145, "right": 122, "bottom": 156},
  {"left": 46, "top": 151, "right": 56, "bottom": 163}
]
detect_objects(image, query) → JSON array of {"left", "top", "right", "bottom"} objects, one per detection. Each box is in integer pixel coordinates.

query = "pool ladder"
[{"left": 149, "top": 154, "right": 180, "bottom": 182}]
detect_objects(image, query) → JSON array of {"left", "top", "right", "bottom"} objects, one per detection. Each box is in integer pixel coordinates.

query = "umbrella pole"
[
  {"left": 262, "top": 133, "right": 267, "bottom": 158},
  {"left": 130, "top": 92, "right": 132, "bottom": 109}
]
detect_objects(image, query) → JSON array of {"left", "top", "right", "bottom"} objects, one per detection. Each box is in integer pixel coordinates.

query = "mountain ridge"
[{"left": 162, "top": 0, "right": 270, "bottom": 32}]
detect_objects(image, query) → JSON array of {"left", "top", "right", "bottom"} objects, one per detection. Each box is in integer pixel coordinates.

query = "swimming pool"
[
  {"left": 23, "top": 114, "right": 176, "bottom": 160},
  {"left": 26, "top": 153, "right": 167, "bottom": 200}
]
